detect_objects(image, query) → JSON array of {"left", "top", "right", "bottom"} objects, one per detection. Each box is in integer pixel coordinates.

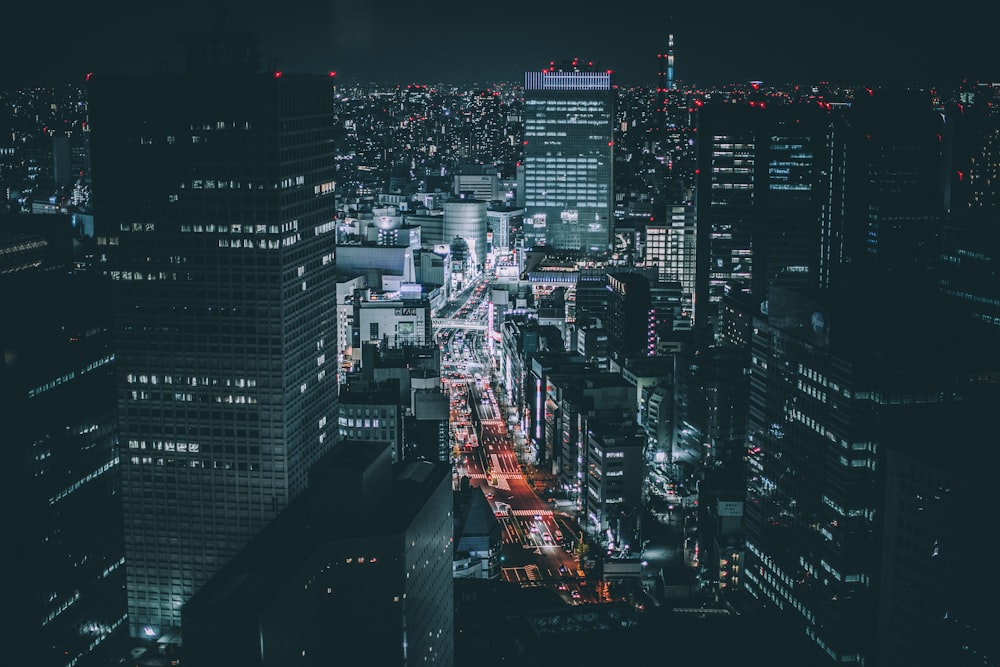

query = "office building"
[
  {"left": 606, "top": 271, "right": 651, "bottom": 364},
  {"left": 585, "top": 425, "right": 645, "bottom": 543},
  {"left": 89, "top": 66, "right": 340, "bottom": 637},
  {"left": 2, "top": 218, "right": 126, "bottom": 666},
  {"left": 523, "top": 61, "right": 614, "bottom": 253},
  {"left": 645, "top": 204, "right": 696, "bottom": 326},
  {"left": 820, "top": 91, "right": 945, "bottom": 291},
  {"left": 339, "top": 379, "right": 403, "bottom": 461},
  {"left": 694, "top": 103, "right": 827, "bottom": 328},
  {"left": 743, "top": 286, "right": 1000, "bottom": 663},
  {"left": 182, "top": 442, "right": 454, "bottom": 666}
]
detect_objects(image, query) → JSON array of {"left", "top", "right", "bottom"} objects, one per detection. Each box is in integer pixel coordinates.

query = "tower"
[
  {"left": 89, "top": 70, "right": 340, "bottom": 637},
  {"left": 694, "top": 102, "right": 828, "bottom": 330},
  {"left": 523, "top": 60, "right": 614, "bottom": 254},
  {"left": 667, "top": 33, "right": 675, "bottom": 92}
]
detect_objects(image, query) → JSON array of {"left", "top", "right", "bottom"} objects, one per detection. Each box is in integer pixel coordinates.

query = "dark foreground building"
[
  {"left": 744, "top": 286, "right": 1000, "bottom": 663},
  {"left": 182, "top": 442, "right": 454, "bottom": 666},
  {"left": 88, "top": 62, "right": 340, "bottom": 637},
  {"left": 2, "top": 217, "right": 126, "bottom": 666}
]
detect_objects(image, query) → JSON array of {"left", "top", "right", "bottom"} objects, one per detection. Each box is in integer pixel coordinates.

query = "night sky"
[{"left": 2, "top": 0, "right": 997, "bottom": 89}]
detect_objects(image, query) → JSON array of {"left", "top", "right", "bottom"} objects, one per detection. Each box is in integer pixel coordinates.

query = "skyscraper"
[
  {"left": 89, "top": 66, "right": 339, "bottom": 637},
  {"left": 523, "top": 61, "right": 614, "bottom": 254},
  {"left": 694, "top": 102, "right": 827, "bottom": 329},
  {"left": 2, "top": 217, "right": 126, "bottom": 666},
  {"left": 743, "top": 287, "right": 1000, "bottom": 663}
]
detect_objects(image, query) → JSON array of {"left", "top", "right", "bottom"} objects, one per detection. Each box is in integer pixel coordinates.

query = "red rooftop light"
[{"left": 273, "top": 71, "right": 282, "bottom": 79}]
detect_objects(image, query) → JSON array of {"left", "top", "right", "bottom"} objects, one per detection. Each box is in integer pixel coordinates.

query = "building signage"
[
  {"left": 717, "top": 501, "right": 743, "bottom": 517},
  {"left": 395, "top": 308, "right": 418, "bottom": 316}
]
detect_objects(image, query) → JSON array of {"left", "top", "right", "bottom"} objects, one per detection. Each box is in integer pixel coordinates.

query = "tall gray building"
[
  {"left": 523, "top": 62, "right": 614, "bottom": 253},
  {"left": 89, "top": 69, "right": 339, "bottom": 637}
]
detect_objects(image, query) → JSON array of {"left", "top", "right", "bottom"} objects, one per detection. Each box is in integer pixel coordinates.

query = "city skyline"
[
  {"left": 5, "top": 6, "right": 1000, "bottom": 663},
  {"left": 3, "top": 1, "right": 998, "bottom": 89}
]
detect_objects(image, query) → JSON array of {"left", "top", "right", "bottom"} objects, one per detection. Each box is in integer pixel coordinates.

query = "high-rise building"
[
  {"left": 645, "top": 204, "right": 696, "bottom": 325},
  {"left": 523, "top": 61, "right": 614, "bottom": 253},
  {"left": 820, "top": 91, "right": 945, "bottom": 291},
  {"left": 743, "top": 286, "right": 1000, "bottom": 663},
  {"left": 606, "top": 271, "right": 650, "bottom": 365},
  {"left": 694, "top": 103, "right": 827, "bottom": 328},
  {"left": 182, "top": 442, "right": 454, "bottom": 666},
  {"left": 2, "top": 217, "right": 126, "bottom": 666},
  {"left": 89, "top": 67, "right": 339, "bottom": 637}
]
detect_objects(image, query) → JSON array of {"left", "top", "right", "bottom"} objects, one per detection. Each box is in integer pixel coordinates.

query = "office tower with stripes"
[
  {"left": 523, "top": 61, "right": 614, "bottom": 254},
  {"left": 89, "top": 65, "right": 339, "bottom": 638}
]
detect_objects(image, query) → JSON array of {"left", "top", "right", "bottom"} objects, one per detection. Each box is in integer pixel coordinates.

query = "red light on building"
[
  {"left": 523, "top": 140, "right": 528, "bottom": 146},
  {"left": 329, "top": 71, "right": 337, "bottom": 77},
  {"left": 608, "top": 141, "right": 614, "bottom": 147},
  {"left": 85, "top": 72, "right": 93, "bottom": 82},
  {"left": 273, "top": 71, "right": 282, "bottom": 79}
]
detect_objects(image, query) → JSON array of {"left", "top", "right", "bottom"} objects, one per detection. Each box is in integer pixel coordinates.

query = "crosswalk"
[
  {"left": 509, "top": 509, "right": 554, "bottom": 517},
  {"left": 466, "top": 472, "right": 521, "bottom": 480}
]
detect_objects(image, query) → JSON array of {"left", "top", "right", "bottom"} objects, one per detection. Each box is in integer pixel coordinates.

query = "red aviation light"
[
  {"left": 329, "top": 71, "right": 337, "bottom": 77},
  {"left": 273, "top": 71, "right": 282, "bottom": 79},
  {"left": 85, "top": 72, "right": 93, "bottom": 82}
]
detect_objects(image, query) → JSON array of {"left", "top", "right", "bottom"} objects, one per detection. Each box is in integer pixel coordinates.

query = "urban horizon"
[{"left": 3, "top": 19, "right": 1000, "bottom": 667}]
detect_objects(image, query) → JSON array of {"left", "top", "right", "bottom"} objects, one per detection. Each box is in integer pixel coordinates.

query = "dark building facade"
[
  {"left": 2, "top": 224, "right": 126, "bottom": 666},
  {"left": 89, "top": 70, "right": 339, "bottom": 636},
  {"left": 694, "top": 103, "right": 828, "bottom": 328},
  {"left": 183, "top": 443, "right": 454, "bottom": 666},
  {"left": 606, "top": 271, "right": 651, "bottom": 364},
  {"left": 744, "top": 286, "right": 1000, "bottom": 663}
]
